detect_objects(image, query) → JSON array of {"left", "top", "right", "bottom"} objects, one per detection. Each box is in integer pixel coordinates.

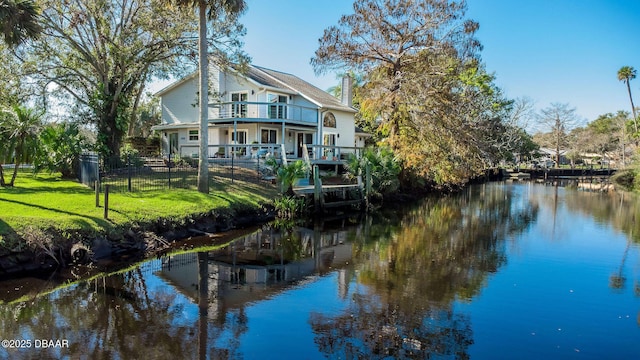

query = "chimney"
[{"left": 341, "top": 75, "right": 353, "bottom": 107}]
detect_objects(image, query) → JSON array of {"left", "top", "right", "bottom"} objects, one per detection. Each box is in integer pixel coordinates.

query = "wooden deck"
[
  {"left": 292, "top": 165, "right": 371, "bottom": 213},
  {"left": 292, "top": 183, "right": 360, "bottom": 195}
]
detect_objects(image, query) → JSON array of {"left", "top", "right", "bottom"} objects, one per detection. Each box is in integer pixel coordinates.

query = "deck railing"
[
  {"left": 209, "top": 101, "right": 319, "bottom": 124},
  {"left": 303, "top": 144, "right": 364, "bottom": 161},
  {"left": 178, "top": 144, "right": 287, "bottom": 162},
  {"left": 177, "top": 143, "right": 365, "bottom": 164}
]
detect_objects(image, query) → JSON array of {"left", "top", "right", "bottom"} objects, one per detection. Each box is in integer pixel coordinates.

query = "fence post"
[
  {"left": 168, "top": 156, "right": 172, "bottom": 189},
  {"left": 95, "top": 180, "right": 100, "bottom": 207},
  {"left": 365, "top": 163, "right": 372, "bottom": 210},
  {"left": 127, "top": 154, "right": 132, "bottom": 192},
  {"left": 104, "top": 185, "right": 110, "bottom": 219},
  {"left": 231, "top": 147, "right": 235, "bottom": 184}
]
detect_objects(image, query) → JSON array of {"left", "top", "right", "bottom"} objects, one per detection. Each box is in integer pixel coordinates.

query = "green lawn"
[{"left": 0, "top": 171, "right": 277, "bottom": 243}]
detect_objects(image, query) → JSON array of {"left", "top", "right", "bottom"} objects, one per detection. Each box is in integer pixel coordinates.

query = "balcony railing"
[{"left": 209, "top": 101, "right": 319, "bottom": 124}]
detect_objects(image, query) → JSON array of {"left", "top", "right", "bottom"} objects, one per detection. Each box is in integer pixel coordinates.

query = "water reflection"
[
  {"left": 2, "top": 183, "right": 640, "bottom": 359},
  {"left": 0, "top": 267, "right": 199, "bottom": 359},
  {"left": 309, "top": 183, "right": 538, "bottom": 359}
]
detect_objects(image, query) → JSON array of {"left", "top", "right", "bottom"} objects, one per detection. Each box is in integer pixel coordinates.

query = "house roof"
[
  {"left": 539, "top": 147, "right": 568, "bottom": 156},
  {"left": 355, "top": 126, "right": 373, "bottom": 137},
  {"left": 250, "top": 65, "right": 357, "bottom": 113},
  {"left": 155, "top": 73, "right": 197, "bottom": 97},
  {"left": 156, "top": 63, "right": 357, "bottom": 114}
]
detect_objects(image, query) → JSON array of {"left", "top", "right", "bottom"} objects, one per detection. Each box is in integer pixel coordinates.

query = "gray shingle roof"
[
  {"left": 250, "top": 65, "right": 357, "bottom": 113},
  {"left": 244, "top": 66, "right": 284, "bottom": 89},
  {"left": 157, "top": 64, "right": 357, "bottom": 114}
]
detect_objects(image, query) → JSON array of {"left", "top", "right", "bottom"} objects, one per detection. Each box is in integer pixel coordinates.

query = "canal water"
[{"left": 0, "top": 182, "right": 639, "bottom": 359}]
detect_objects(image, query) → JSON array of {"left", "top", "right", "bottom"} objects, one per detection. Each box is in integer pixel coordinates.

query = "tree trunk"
[
  {"left": 0, "top": 164, "right": 5, "bottom": 187},
  {"left": 98, "top": 112, "right": 126, "bottom": 160},
  {"left": 8, "top": 140, "right": 24, "bottom": 186},
  {"left": 9, "top": 161, "right": 19, "bottom": 186},
  {"left": 197, "top": 0, "right": 209, "bottom": 194},
  {"left": 626, "top": 81, "right": 638, "bottom": 134}
]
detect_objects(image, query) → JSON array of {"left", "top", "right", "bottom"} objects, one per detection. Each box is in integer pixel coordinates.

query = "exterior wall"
[
  {"left": 333, "top": 110, "right": 355, "bottom": 148},
  {"left": 209, "top": 67, "right": 223, "bottom": 118},
  {"left": 174, "top": 127, "right": 200, "bottom": 157},
  {"left": 161, "top": 77, "right": 198, "bottom": 125},
  {"left": 320, "top": 110, "right": 355, "bottom": 147},
  {"left": 354, "top": 134, "right": 368, "bottom": 148},
  {"left": 223, "top": 73, "right": 263, "bottom": 118}
]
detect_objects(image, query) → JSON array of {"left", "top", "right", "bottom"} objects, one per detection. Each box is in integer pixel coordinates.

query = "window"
[
  {"left": 231, "top": 130, "right": 247, "bottom": 144},
  {"left": 304, "top": 133, "right": 313, "bottom": 144},
  {"left": 323, "top": 112, "right": 336, "bottom": 128},
  {"left": 231, "top": 92, "right": 248, "bottom": 117},
  {"left": 188, "top": 130, "right": 198, "bottom": 141},
  {"left": 323, "top": 133, "right": 336, "bottom": 158},
  {"left": 261, "top": 129, "right": 277, "bottom": 144},
  {"left": 268, "top": 94, "right": 287, "bottom": 119},
  {"left": 323, "top": 134, "right": 336, "bottom": 146},
  {"left": 231, "top": 130, "right": 248, "bottom": 156}
]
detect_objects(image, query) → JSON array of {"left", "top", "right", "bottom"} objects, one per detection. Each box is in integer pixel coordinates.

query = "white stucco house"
[{"left": 152, "top": 63, "right": 367, "bottom": 162}]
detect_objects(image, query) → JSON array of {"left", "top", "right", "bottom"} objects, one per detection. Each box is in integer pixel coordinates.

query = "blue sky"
[{"left": 157, "top": 0, "right": 640, "bottom": 131}]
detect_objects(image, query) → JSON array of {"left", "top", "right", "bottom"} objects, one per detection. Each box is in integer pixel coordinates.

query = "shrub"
[
  {"left": 120, "top": 144, "right": 144, "bottom": 167},
  {"left": 266, "top": 158, "right": 310, "bottom": 195},
  {"left": 34, "top": 122, "right": 87, "bottom": 178},
  {"left": 273, "top": 195, "right": 307, "bottom": 219},
  {"left": 345, "top": 146, "right": 401, "bottom": 200}
]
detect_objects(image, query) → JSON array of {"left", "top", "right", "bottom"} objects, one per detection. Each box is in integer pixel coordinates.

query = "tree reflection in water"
[
  {"left": 310, "top": 183, "right": 538, "bottom": 359},
  {"left": 0, "top": 183, "right": 539, "bottom": 359},
  {"left": 0, "top": 267, "right": 199, "bottom": 359}
]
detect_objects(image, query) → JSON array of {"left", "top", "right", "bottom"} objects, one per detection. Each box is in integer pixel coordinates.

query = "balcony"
[{"left": 209, "top": 101, "right": 319, "bottom": 125}]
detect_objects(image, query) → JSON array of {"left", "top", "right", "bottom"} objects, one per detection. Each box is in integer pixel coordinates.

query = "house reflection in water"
[{"left": 156, "top": 225, "right": 354, "bottom": 316}]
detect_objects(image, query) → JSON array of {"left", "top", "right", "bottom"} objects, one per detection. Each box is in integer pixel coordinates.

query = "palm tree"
[
  {"left": 617, "top": 66, "right": 638, "bottom": 134},
  {"left": 0, "top": 0, "right": 42, "bottom": 47},
  {"left": 0, "top": 104, "right": 43, "bottom": 186},
  {"left": 165, "top": 0, "right": 246, "bottom": 194}
]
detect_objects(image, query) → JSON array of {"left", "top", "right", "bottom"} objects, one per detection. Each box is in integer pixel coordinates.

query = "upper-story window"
[
  {"left": 231, "top": 92, "right": 248, "bottom": 117},
  {"left": 323, "top": 112, "right": 336, "bottom": 128},
  {"left": 268, "top": 93, "right": 287, "bottom": 119}
]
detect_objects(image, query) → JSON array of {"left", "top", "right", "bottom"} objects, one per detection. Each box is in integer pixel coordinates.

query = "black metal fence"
[{"left": 78, "top": 153, "right": 276, "bottom": 192}]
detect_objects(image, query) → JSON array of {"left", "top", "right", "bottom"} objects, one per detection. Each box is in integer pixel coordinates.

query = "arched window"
[{"left": 323, "top": 112, "right": 336, "bottom": 128}]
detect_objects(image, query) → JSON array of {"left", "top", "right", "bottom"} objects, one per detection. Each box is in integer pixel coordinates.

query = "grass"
[{"left": 0, "top": 171, "right": 277, "bottom": 244}]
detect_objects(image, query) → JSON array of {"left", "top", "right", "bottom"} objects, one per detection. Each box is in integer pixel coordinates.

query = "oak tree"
[
  {"left": 17, "top": 0, "right": 245, "bottom": 163},
  {"left": 312, "top": 0, "right": 480, "bottom": 141},
  {"left": 313, "top": 0, "right": 515, "bottom": 187}
]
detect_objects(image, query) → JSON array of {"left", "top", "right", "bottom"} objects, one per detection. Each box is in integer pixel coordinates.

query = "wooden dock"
[{"left": 293, "top": 165, "right": 371, "bottom": 213}]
